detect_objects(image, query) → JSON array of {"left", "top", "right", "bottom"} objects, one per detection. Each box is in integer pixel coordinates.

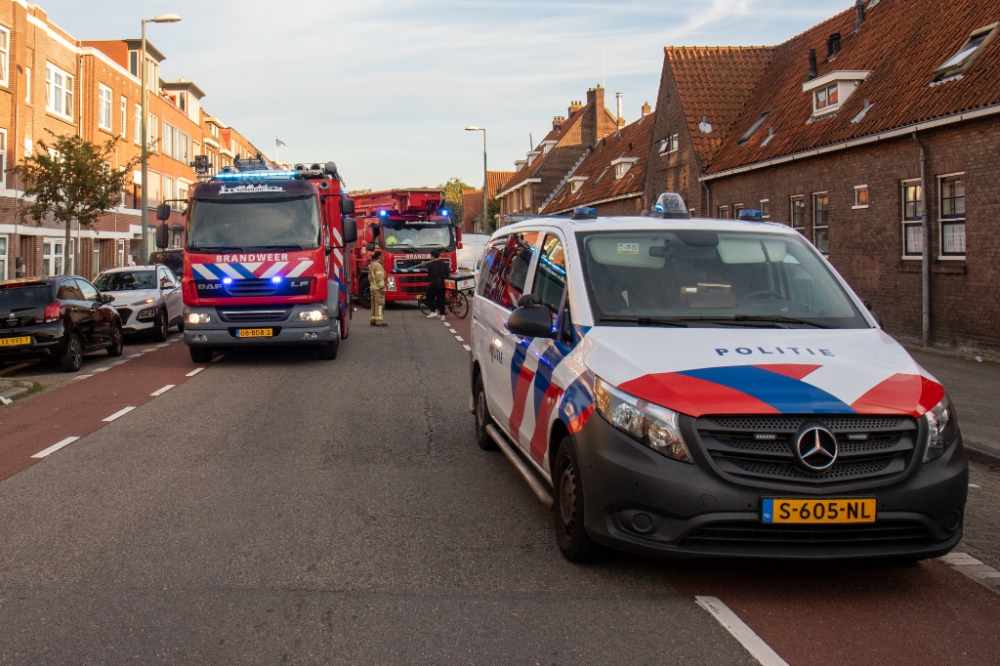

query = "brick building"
[
  {"left": 461, "top": 170, "right": 514, "bottom": 232},
  {"left": 0, "top": 0, "right": 267, "bottom": 282},
  {"left": 496, "top": 86, "right": 617, "bottom": 224}
]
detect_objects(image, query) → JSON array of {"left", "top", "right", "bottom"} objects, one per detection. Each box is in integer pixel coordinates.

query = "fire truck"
[
  {"left": 350, "top": 189, "right": 462, "bottom": 306},
  {"left": 158, "top": 157, "right": 358, "bottom": 363}
]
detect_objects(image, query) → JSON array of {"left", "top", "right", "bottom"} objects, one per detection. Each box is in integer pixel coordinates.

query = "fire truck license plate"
[
  {"left": 236, "top": 328, "right": 273, "bottom": 338},
  {"left": 761, "top": 498, "right": 876, "bottom": 524},
  {"left": 0, "top": 336, "right": 31, "bottom": 347}
]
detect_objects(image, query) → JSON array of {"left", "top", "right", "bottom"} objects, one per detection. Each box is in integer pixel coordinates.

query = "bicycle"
[{"left": 418, "top": 288, "right": 470, "bottom": 319}]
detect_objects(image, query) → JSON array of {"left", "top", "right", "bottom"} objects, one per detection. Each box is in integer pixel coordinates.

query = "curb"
[
  {"left": 964, "top": 444, "right": 1000, "bottom": 468},
  {"left": 0, "top": 386, "right": 29, "bottom": 400}
]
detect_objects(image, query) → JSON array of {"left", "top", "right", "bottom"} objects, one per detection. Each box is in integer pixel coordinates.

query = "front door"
[{"left": 76, "top": 278, "right": 110, "bottom": 346}]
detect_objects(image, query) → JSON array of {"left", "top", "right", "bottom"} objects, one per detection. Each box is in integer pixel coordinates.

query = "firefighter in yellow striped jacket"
[{"left": 369, "top": 250, "right": 387, "bottom": 326}]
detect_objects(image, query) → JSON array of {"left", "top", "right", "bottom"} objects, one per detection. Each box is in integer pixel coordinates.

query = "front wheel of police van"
[
  {"left": 553, "top": 437, "right": 610, "bottom": 563},
  {"left": 189, "top": 346, "right": 213, "bottom": 363}
]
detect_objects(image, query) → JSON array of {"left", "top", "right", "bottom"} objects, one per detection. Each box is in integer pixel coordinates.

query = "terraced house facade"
[{"left": 0, "top": 0, "right": 266, "bottom": 283}]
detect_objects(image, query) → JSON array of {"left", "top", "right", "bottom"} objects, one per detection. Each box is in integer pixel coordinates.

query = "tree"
[
  {"left": 487, "top": 198, "right": 501, "bottom": 232},
  {"left": 11, "top": 132, "right": 139, "bottom": 275},
  {"left": 441, "top": 176, "right": 474, "bottom": 224}
]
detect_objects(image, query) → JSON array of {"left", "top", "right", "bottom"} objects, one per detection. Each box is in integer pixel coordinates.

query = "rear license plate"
[
  {"left": 762, "top": 498, "right": 876, "bottom": 524},
  {"left": 236, "top": 328, "right": 273, "bottom": 338},
  {"left": 0, "top": 336, "right": 31, "bottom": 347}
]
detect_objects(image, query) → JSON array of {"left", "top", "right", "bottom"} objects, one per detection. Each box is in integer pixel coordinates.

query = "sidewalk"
[{"left": 909, "top": 348, "right": 1000, "bottom": 465}]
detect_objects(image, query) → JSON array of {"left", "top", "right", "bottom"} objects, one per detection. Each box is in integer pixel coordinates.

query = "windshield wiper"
[
  {"left": 667, "top": 315, "right": 836, "bottom": 329},
  {"left": 245, "top": 245, "right": 304, "bottom": 251},
  {"left": 599, "top": 316, "right": 688, "bottom": 327},
  {"left": 188, "top": 246, "right": 242, "bottom": 253}
]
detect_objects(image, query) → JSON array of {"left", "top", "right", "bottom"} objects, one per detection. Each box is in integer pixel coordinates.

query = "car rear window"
[{"left": 0, "top": 284, "right": 53, "bottom": 311}]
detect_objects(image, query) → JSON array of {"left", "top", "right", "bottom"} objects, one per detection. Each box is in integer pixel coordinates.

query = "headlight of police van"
[
  {"left": 187, "top": 312, "right": 211, "bottom": 325},
  {"left": 386, "top": 276, "right": 397, "bottom": 292},
  {"left": 298, "top": 309, "right": 328, "bottom": 322},
  {"left": 923, "top": 395, "right": 959, "bottom": 463},
  {"left": 594, "top": 377, "right": 692, "bottom": 463}
]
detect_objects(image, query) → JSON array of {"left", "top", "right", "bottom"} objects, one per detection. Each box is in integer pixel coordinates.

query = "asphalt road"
[{"left": 0, "top": 302, "right": 998, "bottom": 665}]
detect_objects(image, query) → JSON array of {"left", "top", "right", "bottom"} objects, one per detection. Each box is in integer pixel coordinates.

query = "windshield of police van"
[
  {"left": 381, "top": 222, "right": 453, "bottom": 252},
  {"left": 576, "top": 229, "right": 868, "bottom": 329},
  {"left": 187, "top": 195, "right": 321, "bottom": 252},
  {"left": 94, "top": 271, "right": 156, "bottom": 291}
]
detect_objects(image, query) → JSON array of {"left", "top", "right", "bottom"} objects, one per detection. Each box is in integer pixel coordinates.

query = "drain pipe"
[
  {"left": 913, "top": 132, "right": 930, "bottom": 347},
  {"left": 702, "top": 177, "right": 711, "bottom": 218}
]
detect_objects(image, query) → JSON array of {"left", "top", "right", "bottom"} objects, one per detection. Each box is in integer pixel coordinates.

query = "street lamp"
[
  {"left": 140, "top": 13, "right": 181, "bottom": 265},
  {"left": 465, "top": 126, "right": 488, "bottom": 233}
]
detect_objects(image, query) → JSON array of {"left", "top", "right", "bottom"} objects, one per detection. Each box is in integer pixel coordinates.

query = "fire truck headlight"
[
  {"left": 298, "top": 309, "right": 328, "bottom": 322},
  {"left": 187, "top": 312, "right": 212, "bottom": 325},
  {"left": 386, "top": 276, "right": 397, "bottom": 291}
]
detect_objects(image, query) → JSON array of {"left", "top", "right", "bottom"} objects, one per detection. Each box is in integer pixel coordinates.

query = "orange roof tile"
[{"left": 487, "top": 171, "right": 515, "bottom": 199}]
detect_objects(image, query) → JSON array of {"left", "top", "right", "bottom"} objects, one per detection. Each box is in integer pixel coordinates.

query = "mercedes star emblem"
[{"left": 795, "top": 425, "right": 839, "bottom": 471}]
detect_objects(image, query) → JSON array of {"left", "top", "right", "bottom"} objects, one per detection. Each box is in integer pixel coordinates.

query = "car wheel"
[
  {"left": 152, "top": 308, "right": 168, "bottom": 342},
  {"left": 318, "top": 319, "right": 340, "bottom": 360},
  {"left": 474, "top": 373, "right": 497, "bottom": 451},
  {"left": 553, "top": 437, "right": 609, "bottom": 563},
  {"left": 177, "top": 319, "right": 185, "bottom": 333},
  {"left": 107, "top": 323, "right": 124, "bottom": 357},
  {"left": 189, "top": 346, "right": 213, "bottom": 363},
  {"left": 358, "top": 278, "right": 371, "bottom": 308},
  {"left": 61, "top": 334, "right": 84, "bottom": 373}
]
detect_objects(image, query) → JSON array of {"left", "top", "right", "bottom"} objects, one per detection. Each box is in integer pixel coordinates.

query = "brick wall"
[{"left": 705, "top": 115, "right": 1000, "bottom": 353}]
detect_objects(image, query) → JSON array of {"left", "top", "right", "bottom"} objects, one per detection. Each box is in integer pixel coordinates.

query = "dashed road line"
[
  {"left": 696, "top": 596, "right": 789, "bottom": 666},
  {"left": 150, "top": 384, "right": 175, "bottom": 397},
  {"left": 72, "top": 374, "right": 94, "bottom": 380},
  {"left": 92, "top": 367, "right": 111, "bottom": 373},
  {"left": 103, "top": 406, "right": 136, "bottom": 422},
  {"left": 128, "top": 353, "right": 145, "bottom": 358},
  {"left": 448, "top": 328, "right": 457, "bottom": 334},
  {"left": 455, "top": 335, "right": 465, "bottom": 342},
  {"left": 463, "top": 344, "right": 471, "bottom": 352},
  {"left": 32, "top": 436, "right": 80, "bottom": 459},
  {"left": 186, "top": 367, "right": 205, "bottom": 377}
]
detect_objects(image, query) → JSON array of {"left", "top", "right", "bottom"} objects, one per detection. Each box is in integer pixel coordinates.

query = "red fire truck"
[
  {"left": 350, "top": 189, "right": 462, "bottom": 306},
  {"left": 163, "top": 158, "right": 358, "bottom": 363}
]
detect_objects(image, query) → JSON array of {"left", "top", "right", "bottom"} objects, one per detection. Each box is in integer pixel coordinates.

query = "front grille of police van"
[
  {"left": 397, "top": 275, "right": 427, "bottom": 295},
  {"left": 679, "top": 521, "right": 934, "bottom": 550},
  {"left": 224, "top": 279, "right": 278, "bottom": 297},
  {"left": 218, "top": 307, "right": 292, "bottom": 323},
  {"left": 696, "top": 415, "right": 918, "bottom": 485}
]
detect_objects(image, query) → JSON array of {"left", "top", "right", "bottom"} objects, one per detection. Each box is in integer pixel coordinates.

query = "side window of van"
[
  {"left": 478, "top": 232, "right": 539, "bottom": 309},
  {"left": 533, "top": 233, "right": 573, "bottom": 342}
]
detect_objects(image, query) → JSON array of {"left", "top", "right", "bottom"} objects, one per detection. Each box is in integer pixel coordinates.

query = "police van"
[{"left": 469, "top": 194, "right": 967, "bottom": 562}]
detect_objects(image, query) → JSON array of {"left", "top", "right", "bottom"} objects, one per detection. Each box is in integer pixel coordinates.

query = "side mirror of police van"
[
  {"left": 343, "top": 218, "right": 358, "bottom": 244},
  {"left": 155, "top": 202, "right": 172, "bottom": 222},
  {"left": 155, "top": 223, "right": 170, "bottom": 250},
  {"left": 863, "top": 299, "right": 884, "bottom": 329},
  {"left": 507, "top": 302, "right": 555, "bottom": 339},
  {"left": 340, "top": 198, "right": 356, "bottom": 216}
]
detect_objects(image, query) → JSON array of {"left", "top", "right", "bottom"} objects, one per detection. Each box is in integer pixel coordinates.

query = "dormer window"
[
  {"left": 803, "top": 70, "right": 871, "bottom": 117},
  {"left": 513, "top": 159, "right": 527, "bottom": 173},
  {"left": 526, "top": 150, "right": 541, "bottom": 166},
  {"left": 937, "top": 24, "right": 997, "bottom": 80},
  {"left": 568, "top": 176, "right": 587, "bottom": 194},
  {"left": 539, "top": 140, "right": 557, "bottom": 155},
  {"left": 611, "top": 157, "right": 639, "bottom": 180}
]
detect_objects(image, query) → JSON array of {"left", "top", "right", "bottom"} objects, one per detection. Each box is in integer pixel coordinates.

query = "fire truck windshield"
[
  {"left": 381, "top": 222, "right": 452, "bottom": 252},
  {"left": 187, "top": 195, "right": 321, "bottom": 252}
]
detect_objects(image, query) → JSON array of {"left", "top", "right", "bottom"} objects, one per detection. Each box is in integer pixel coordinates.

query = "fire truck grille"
[
  {"left": 397, "top": 275, "right": 427, "bottom": 295},
  {"left": 218, "top": 307, "right": 292, "bottom": 323}
]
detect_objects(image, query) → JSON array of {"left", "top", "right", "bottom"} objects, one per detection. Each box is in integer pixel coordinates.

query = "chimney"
[
  {"left": 582, "top": 86, "right": 612, "bottom": 146},
  {"left": 615, "top": 92, "right": 624, "bottom": 129},
  {"left": 552, "top": 115, "right": 566, "bottom": 131},
  {"left": 568, "top": 100, "right": 584, "bottom": 115},
  {"left": 831, "top": 33, "right": 842, "bottom": 55},
  {"left": 855, "top": 0, "right": 865, "bottom": 32},
  {"left": 641, "top": 102, "right": 652, "bottom": 117},
  {"left": 808, "top": 49, "right": 818, "bottom": 80}
]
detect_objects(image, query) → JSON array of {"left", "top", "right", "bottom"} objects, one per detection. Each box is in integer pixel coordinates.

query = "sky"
[{"left": 39, "top": 0, "right": 849, "bottom": 191}]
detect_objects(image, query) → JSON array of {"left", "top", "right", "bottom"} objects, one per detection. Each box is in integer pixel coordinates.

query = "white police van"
[{"left": 469, "top": 194, "right": 967, "bottom": 562}]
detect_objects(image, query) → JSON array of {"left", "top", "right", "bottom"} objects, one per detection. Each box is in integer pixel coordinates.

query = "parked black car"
[
  {"left": 148, "top": 249, "right": 184, "bottom": 276},
  {"left": 0, "top": 276, "right": 124, "bottom": 372}
]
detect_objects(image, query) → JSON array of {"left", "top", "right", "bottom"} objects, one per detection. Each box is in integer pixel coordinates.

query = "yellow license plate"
[
  {"left": 762, "top": 498, "right": 876, "bottom": 524},
  {"left": 236, "top": 328, "right": 274, "bottom": 338},
  {"left": 0, "top": 336, "right": 31, "bottom": 347}
]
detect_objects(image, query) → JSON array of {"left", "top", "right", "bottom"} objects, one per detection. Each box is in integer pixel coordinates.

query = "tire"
[
  {"left": 61, "top": 334, "right": 84, "bottom": 373},
  {"left": 177, "top": 320, "right": 185, "bottom": 333},
  {"left": 552, "top": 437, "right": 609, "bottom": 563},
  {"left": 448, "top": 291, "right": 469, "bottom": 319},
  {"left": 417, "top": 293, "right": 431, "bottom": 315},
  {"left": 474, "top": 373, "right": 497, "bottom": 451},
  {"left": 318, "top": 319, "right": 340, "bottom": 360},
  {"left": 189, "top": 346, "right": 213, "bottom": 363},
  {"left": 152, "top": 308, "right": 168, "bottom": 342},
  {"left": 358, "top": 278, "right": 371, "bottom": 308},
  {"left": 107, "top": 323, "right": 124, "bottom": 357}
]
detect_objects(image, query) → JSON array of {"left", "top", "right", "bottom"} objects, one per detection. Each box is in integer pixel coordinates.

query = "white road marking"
[
  {"left": 128, "top": 353, "right": 144, "bottom": 358},
  {"left": 72, "top": 374, "right": 94, "bottom": 380},
  {"left": 696, "top": 596, "right": 789, "bottom": 666},
  {"left": 32, "top": 436, "right": 81, "bottom": 459},
  {"left": 455, "top": 335, "right": 465, "bottom": 342},
  {"left": 211, "top": 353, "right": 226, "bottom": 363},
  {"left": 111, "top": 360, "right": 128, "bottom": 366},
  {"left": 186, "top": 367, "right": 205, "bottom": 377},
  {"left": 103, "top": 406, "right": 136, "bottom": 422},
  {"left": 448, "top": 329, "right": 457, "bottom": 334},
  {"left": 463, "top": 345, "right": 471, "bottom": 352},
  {"left": 92, "top": 367, "right": 111, "bottom": 373},
  {"left": 150, "top": 384, "right": 175, "bottom": 397},
  {"left": 969, "top": 483, "right": 981, "bottom": 489}
]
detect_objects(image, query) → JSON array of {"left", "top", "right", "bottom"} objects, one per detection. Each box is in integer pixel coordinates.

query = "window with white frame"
[
  {"left": 902, "top": 180, "right": 923, "bottom": 258},
  {"left": 98, "top": 84, "right": 113, "bottom": 131},
  {"left": 813, "top": 83, "right": 839, "bottom": 113},
  {"left": 162, "top": 122, "right": 192, "bottom": 163},
  {"left": 43, "top": 238, "right": 65, "bottom": 276},
  {"left": 162, "top": 122, "right": 175, "bottom": 158},
  {"left": 134, "top": 104, "right": 141, "bottom": 144},
  {"left": 760, "top": 199, "right": 770, "bottom": 219},
  {"left": 939, "top": 174, "right": 965, "bottom": 258},
  {"left": 117, "top": 239, "right": 126, "bottom": 267},
  {"left": 147, "top": 114, "right": 159, "bottom": 152},
  {"left": 813, "top": 193, "right": 829, "bottom": 253},
  {"left": 0, "top": 26, "right": 9, "bottom": 87},
  {"left": 659, "top": 133, "right": 679, "bottom": 155},
  {"left": 790, "top": 196, "right": 805, "bottom": 229},
  {"left": 120, "top": 96, "right": 127, "bottom": 137},
  {"left": 0, "top": 234, "right": 7, "bottom": 280},
  {"left": 45, "top": 62, "right": 75, "bottom": 121},
  {"left": 0, "top": 129, "right": 6, "bottom": 189},
  {"left": 853, "top": 185, "right": 869, "bottom": 209},
  {"left": 162, "top": 174, "right": 177, "bottom": 208}
]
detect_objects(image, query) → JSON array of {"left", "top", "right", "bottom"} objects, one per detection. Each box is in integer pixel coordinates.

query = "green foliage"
[
  {"left": 487, "top": 198, "right": 501, "bottom": 232},
  {"left": 441, "top": 176, "right": 476, "bottom": 228}
]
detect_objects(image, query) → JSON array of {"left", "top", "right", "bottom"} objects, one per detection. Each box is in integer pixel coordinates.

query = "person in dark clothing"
[{"left": 425, "top": 249, "right": 450, "bottom": 320}]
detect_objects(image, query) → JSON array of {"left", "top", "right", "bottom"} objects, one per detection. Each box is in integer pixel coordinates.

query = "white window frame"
[
  {"left": 937, "top": 172, "right": 966, "bottom": 260},
  {"left": 0, "top": 25, "right": 9, "bottom": 88},
  {"left": 790, "top": 195, "right": 805, "bottom": 230},
  {"left": 92, "top": 239, "right": 101, "bottom": 279},
  {"left": 852, "top": 185, "right": 869, "bottom": 209},
  {"left": 812, "top": 192, "right": 829, "bottom": 254},
  {"left": 759, "top": 199, "right": 770, "bottom": 219},
  {"left": 0, "top": 233, "right": 8, "bottom": 280},
  {"left": 134, "top": 104, "right": 142, "bottom": 144},
  {"left": 147, "top": 113, "right": 159, "bottom": 153},
  {"left": 0, "top": 128, "right": 6, "bottom": 189},
  {"left": 43, "top": 237, "right": 66, "bottom": 276},
  {"left": 120, "top": 96, "right": 127, "bottom": 138},
  {"left": 901, "top": 179, "right": 923, "bottom": 259},
  {"left": 813, "top": 83, "right": 839, "bottom": 114},
  {"left": 25, "top": 66, "right": 31, "bottom": 103},
  {"left": 98, "top": 83, "right": 113, "bottom": 131},
  {"left": 45, "top": 62, "right": 75, "bottom": 122},
  {"left": 117, "top": 239, "right": 126, "bottom": 267}
]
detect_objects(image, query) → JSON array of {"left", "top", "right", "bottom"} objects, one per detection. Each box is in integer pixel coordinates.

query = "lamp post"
[
  {"left": 140, "top": 13, "right": 181, "bottom": 265},
  {"left": 465, "top": 126, "right": 488, "bottom": 233}
]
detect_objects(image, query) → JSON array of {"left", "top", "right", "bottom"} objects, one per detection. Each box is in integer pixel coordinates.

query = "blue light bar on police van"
[
  {"left": 571, "top": 206, "right": 597, "bottom": 220},
  {"left": 652, "top": 192, "right": 691, "bottom": 219},
  {"left": 738, "top": 209, "right": 765, "bottom": 221}
]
